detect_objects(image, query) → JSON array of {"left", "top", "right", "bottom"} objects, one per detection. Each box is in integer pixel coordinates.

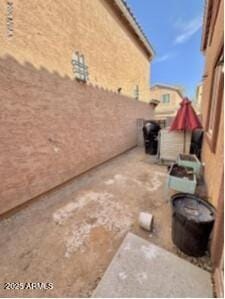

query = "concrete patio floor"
[
  {"left": 0, "top": 147, "right": 211, "bottom": 297},
  {"left": 93, "top": 233, "right": 213, "bottom": 298}
]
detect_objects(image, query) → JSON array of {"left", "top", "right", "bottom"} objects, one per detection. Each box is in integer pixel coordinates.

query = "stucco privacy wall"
[
  {"left": 0, "top": 0, "right": 151, "bottom": 102},
  {"left": 0, "top": 57, "right": 153, "bottom": 215}
]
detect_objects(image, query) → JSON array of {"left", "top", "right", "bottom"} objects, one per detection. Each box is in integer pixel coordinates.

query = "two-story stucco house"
[
  {"left": 149, "top": 84, "right": 184, "bottom": 118},
  {"left": 0, "top": 0, "right": 154, "bottom": 102}
]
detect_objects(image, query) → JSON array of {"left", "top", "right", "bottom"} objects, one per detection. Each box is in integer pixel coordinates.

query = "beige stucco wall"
[
  {"left": 150, "top": 86, "right": 183, "bottom": 115},
  {"left": 197, "top": 84, "right": 203, "bottom": 111},
  {"left": 193, "top": 83, "right": 203, "bottom": 113},
  {"left": 201, "top": 0, "right": 224, "bottom": 207},
  {"left": 0, "top": 0, "right": 151, "bottom": 102}
]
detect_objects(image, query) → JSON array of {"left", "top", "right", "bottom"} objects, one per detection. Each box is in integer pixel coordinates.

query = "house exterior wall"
[
  {"left": 0, "top": 56, "right": 153, "bottom": 216},
  {"left": 150, "top": 86, "right": 183, "bottom": 116},
  {"left": 201, "top": 0, "right": 224, "bottom": 207},
  {"left": 0, "top": 0, "right": 152, "bottom": 102}
]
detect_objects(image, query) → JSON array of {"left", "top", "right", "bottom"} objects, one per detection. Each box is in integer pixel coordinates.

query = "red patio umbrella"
[{"left": 170, "top": 97, "right": 202, "bottom": 152}]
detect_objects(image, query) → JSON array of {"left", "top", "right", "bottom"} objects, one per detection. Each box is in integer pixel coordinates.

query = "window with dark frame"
[{"left": 206, "top": 47, "right": 224, "bottom": 152}]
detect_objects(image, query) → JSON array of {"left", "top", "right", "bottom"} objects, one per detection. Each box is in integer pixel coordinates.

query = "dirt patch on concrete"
[
  {"left": 0, "top": 148, "right": 210, "bottom": 297},
  {"left": 53, "top": 191, "right": 132, "bottom": 258}
]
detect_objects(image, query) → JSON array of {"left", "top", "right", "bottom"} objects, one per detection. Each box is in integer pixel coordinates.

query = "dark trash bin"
[
  {"left": 171, "top": 193, "right": 215, "bottom": 257},
  {"left": 190, "top": 129, "right": 204, "bottom": 160},
  {"left": 143, "top": 121, "right": 160, "bottom": 155}
]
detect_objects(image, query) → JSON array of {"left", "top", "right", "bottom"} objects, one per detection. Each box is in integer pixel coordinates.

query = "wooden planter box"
[
  {"left": 177, "top": 154, "right": 201, "bottom": 176},
  {"left": 167, "top": 164, "right": 197, "bottom": 194}
]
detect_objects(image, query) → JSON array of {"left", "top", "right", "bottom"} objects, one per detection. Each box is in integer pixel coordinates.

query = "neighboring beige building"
[
  {"left": 0, "top": 0, "right": 154, "bottom": 102},
  {"left": 194, "top": 83, "right": 203, "bottom": 113},
  {"left": 0, "top": 0, "right": 155, "bottom": 215},
  {"left": 149, "top": 84, "right": 184, "bottom": 118}
]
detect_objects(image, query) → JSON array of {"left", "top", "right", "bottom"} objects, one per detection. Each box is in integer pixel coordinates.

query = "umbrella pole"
[{"left": 183, "top": 130, "right": 186, "bottom": 153}]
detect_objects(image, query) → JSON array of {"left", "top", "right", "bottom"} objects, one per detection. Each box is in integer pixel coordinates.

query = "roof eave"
[
  {"left": 113, "top": 0, "right": 155, "bottom": 59},
  {"left": 151, "top": 84, "right": 184, "bottom": 98},
  {"left": 201, "top": 0, "right": 212, "bottom": 52}
]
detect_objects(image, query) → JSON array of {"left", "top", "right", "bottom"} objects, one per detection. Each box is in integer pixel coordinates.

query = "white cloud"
[
  {"left": 174, "top": 15, "right": 202, "bottom": 44},
  {"left": 154, "top": 53, "right": 173, "bottom": 63}
]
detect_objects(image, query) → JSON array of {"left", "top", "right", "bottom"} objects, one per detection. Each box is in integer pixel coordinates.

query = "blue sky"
[{"left": 126, "top": 0, "right": 205, "bottom": 99}]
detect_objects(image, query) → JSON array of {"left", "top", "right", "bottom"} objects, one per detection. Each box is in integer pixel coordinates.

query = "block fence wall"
[{"left": 0, "top": 57, "right": 153, "bottom": 215}]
